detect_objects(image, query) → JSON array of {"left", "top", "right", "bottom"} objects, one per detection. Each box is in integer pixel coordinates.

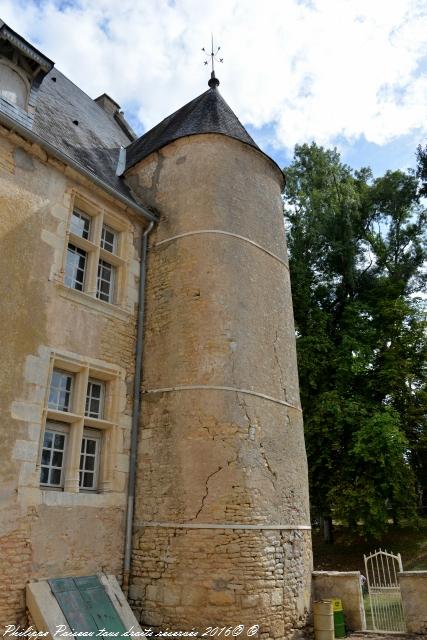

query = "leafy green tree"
[
  {"left": 416, "top": 144, "right": 427, "bottom": 197},
  {"left": 284, "top": 143, "right": 426, "bottom": 540}
]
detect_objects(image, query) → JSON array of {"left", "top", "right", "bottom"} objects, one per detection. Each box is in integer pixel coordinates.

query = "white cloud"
[{"left": 1, "top": 0, "right": 427, "bottom": 152}]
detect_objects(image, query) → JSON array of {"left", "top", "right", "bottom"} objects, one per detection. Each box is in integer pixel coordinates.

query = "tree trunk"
[{"left": 323, "top": 515, "right": 334, "bottom": 544}]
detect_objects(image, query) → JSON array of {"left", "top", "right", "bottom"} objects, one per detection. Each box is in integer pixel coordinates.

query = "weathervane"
[{"left": 202, "top": 35, "right": 223, "bottom": 87}]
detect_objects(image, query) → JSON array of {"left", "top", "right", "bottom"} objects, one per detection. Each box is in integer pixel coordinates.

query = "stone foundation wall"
[
  {"left": 0, "top": 520, "right": 32, "bottom": 628},
  {"left": 130, "top": 527, "right": 312, "bottom": 639}
]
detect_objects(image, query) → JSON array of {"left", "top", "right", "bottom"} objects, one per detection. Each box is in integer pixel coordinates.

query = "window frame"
[
  {"left": 0, "top": 59, "right": 30, "bottom": 110},
  {"left": 63, "top": 197, "right": 127, "bottom": 307},
  {"left": 70, "top": 208, "right": 92, "bottom": 240},
  {"left": 40, "top": 355, "right": 119, "bottom": 494},
  {"left": 65, "top": 244, "right": 87, "bottom": 292},
  {"left": 85, "top": 378, "right": 105, "bottom": 419},
  {"left": 96, "top": 259, "right": 116, "bottom": 303},
  {"left": 79, "top": 428, "right": 102, "bottom": 492},
  {"left": 101, "top": 224, "right": 118, "bottom": 254},
  {"left": 47, "top": 369, "right": 74, "bottom": 413},
  {"left": 39, "top": 421, "right": 69, "bottom": 489}
]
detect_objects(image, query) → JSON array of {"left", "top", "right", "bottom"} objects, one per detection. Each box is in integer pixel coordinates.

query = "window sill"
[
  {"left": 40, "top": 485, "right": 63, "bottom": 491},
  {"left": 39, "top": 487, "right": 126, "bottom": 508},
  {"left": 84, "top": 416, "right": 114, "bottom": 430},
  {"left": 46, "top": 408, "right": 82, "bottom": 423},
  {"left": 40, "top": 485, "right": 99, "bottom": 494},
  {"left": 55, "top": 280, "right": 133, "bottom": 321}
]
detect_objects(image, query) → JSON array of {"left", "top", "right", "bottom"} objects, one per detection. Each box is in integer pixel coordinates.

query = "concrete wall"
[
  {"left": 126, "top": 134, "right": 312, "bottom": 640},
  {"left": 312, "top": 571, "right": 366, "bottom": 631},
  {"left": 0, "top": 124, "right": 145, "bottom": 626},
  {"left": 399, "top": 571, "right": 427, "bottom": 634}
]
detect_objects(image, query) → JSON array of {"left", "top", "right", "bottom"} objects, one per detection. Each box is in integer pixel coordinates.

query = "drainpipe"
[{"left": 123, "top": 219, "right": 155, "bottom": 596}]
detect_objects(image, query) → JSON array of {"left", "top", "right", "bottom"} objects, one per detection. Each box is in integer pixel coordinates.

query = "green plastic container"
[{"left": 333, "top": 610, "right": 345, "bottom": 638}]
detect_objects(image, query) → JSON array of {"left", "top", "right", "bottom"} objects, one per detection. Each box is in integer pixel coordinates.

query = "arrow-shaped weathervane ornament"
[{"left": 202, "top": 35, "right": 223, "bottom": 87}]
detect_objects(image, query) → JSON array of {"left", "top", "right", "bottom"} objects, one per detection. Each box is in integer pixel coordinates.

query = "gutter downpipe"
[
  {"left": 0, "top": 111, "right": 158, "bottom": 224},
  {"left": 122, "top": 219, "right": 155, "bottom": 596}
]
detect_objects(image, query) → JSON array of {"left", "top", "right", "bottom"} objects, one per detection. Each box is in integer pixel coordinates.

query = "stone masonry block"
[{"left": 209, "top": 590, "right": 236, "bottom": 606}]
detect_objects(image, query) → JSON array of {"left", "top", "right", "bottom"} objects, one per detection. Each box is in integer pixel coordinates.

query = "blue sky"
[{"left": 2, "top": 0, "right": 427, "bottom": 177}]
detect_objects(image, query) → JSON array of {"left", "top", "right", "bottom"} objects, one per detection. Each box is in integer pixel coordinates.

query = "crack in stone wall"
[
  {"left": 259, "top": 441, "right": 277, "bottom": 485},
  {"left": 273, "top": 328, "right": 287, "bottom": 402},
  {"left": 188, "top": 465, "right": 223, "bottom": 521},
  {"left": 236, "top": 391, "right": 256, "bottom": 441}
]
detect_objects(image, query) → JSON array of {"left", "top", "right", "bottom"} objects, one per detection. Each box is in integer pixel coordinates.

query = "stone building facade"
[{"left": 0, "top": 21, "right": 312, "bottom": 640}]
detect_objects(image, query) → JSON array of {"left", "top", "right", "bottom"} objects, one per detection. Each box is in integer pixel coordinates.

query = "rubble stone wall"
[{"left": 127, "top": 134, "right": 312, "bottom": 639}]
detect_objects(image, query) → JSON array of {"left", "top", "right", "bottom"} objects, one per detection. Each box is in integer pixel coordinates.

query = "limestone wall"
[
  {"left": 312, "top": 571, "right": 366, "bottom": 631},
  {"left": 127, "top": 134, "right": 312, "bottom": 639},
  {"left": 0, "top": 125, "right": 144, "bottom": 626},
  {"left": 399, "top": 571, "right": 427, "bottom": 634}
]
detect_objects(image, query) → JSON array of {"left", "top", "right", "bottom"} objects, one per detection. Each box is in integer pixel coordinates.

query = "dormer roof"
[
  {"left": 0, "top": 20, "right": 54, "bottom": 128},
  {"left": 0, "top": 20, "right": 54, "bottom": 86},
  {"left": 0, "top": 22, "right": 135, "bottom": 201}
]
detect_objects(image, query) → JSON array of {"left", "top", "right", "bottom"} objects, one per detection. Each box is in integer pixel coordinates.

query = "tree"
[
  {"left": 284, "top": 143, "right": 426, "bottom": 539},
  {"left": 416, "top": 144, "right": 427, "bottom": 197}
]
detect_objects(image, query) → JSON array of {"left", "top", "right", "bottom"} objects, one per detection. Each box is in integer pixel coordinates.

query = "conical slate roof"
[{"left": 125, "top": 82, "right": 261, "bottom": 171}]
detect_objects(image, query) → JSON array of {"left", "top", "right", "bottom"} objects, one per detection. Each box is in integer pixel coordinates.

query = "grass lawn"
[{"left": 363, "top": 593, "right": 406, "bottom": 632}]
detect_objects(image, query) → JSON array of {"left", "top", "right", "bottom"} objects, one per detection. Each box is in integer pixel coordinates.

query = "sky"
[{"left": 2, "top": 0, "right": 427, "bottom": 176}]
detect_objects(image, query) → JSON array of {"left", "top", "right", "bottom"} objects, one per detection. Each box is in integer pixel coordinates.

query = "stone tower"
[{"left": 124, "top": 76, "right": 312, "bottom": 639}]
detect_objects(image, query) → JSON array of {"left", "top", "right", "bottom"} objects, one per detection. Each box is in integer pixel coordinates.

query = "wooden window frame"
[
  {"left": 65, "top": 244, "right": 87, "bottom": 291},
  {"left": 64, "top": 196, "right": 128, "bottom": 307},
  {"left": 79, "top": 428, "right": 102, "bottom": 492},
  {"left": 47, "top": 369, "right": 74, "bottom": 412},
  {"left": 40, "top": 421, "right": 69, "bottom": 489},
  {"left": 96, "top": 259, "right": 116, "bottom": 303},
  {"left": 39, "top": 354, "right": 119, "bottom": 494},
  {"left": 70, "top": 208, "right": 91, "bottom": 240},
  {"left": 85, "top": 378, "right": 105, "bottom": 419},
  {"left": 100, "top": 224, "right": 118, "bottom": 254}
]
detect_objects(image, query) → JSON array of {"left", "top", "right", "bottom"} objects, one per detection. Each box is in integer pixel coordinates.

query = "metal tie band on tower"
[
  {"left": 153, "top": 229, "right": 290, "bottom": 269},
  {"left": 136, "top": 522, "right": 311, "bottom": 530},
  {"left": 143, "top": 384, "right": 302, "bottom": 412}
]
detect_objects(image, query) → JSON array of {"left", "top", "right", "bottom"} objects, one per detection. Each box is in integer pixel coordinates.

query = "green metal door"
[
  {"left": 49, "top": 576, "right": 128, "bottom": 638},
  {"left": 49, "top": 578, "right": 100, "bottom": 635},
  {"left": 75, "top": 576, "right": 127, "bottom": 635}
]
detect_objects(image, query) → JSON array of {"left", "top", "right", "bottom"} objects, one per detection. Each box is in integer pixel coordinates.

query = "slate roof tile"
[
  {"left": 125, "top": 85, "right": 261, "bottom": 170},
  {"left": 33, "top": 68, "right": 135, "bottom": 200}
]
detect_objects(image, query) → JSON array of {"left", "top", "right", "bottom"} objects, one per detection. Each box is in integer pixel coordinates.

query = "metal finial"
[{"left": 202, "top": 34, "right": 223, "bottom": 88}]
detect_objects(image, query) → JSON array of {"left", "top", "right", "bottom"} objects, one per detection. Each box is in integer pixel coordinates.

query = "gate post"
[{"left": 398, "top": 571, "right": 427, "bottom": 634}]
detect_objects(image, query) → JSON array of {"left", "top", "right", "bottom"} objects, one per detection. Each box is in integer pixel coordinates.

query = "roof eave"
[
  {"left": 0, "top": 23, "right": 54, "bottom": 72},
  {"left": 124, "top": 130, "right": 285, "bottom": 189},
  {"left": 0, "top": 110, "right": 158, "bottom": 223}
]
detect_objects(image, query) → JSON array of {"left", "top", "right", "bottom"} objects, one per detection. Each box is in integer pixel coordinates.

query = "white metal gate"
[{"left": 364, "top": 549, "right": 406, "bottom": 633}]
